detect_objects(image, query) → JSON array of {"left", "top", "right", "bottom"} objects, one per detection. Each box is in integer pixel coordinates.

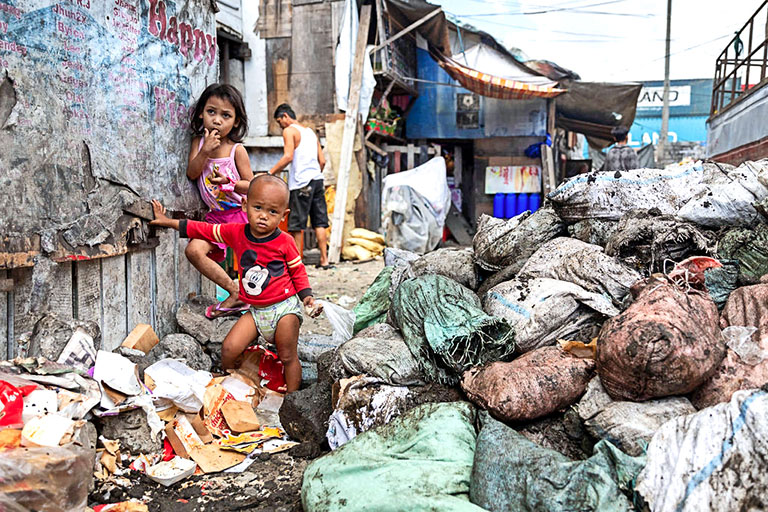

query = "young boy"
[{"left": 150, "top": 174, "right": 320, "bottom": 392}]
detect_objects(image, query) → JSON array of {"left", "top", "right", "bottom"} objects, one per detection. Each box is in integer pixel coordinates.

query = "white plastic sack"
[
  {"left": 483, "top": 278, "right": 619, "bottom": 354},
  {"left": 518, "top": 237, "right": 642, "bottom": 304},
  {"left": 319, "top": 300, "right": 356, "bottom": 345},
  {"left": 548, "top": 162, "right": 714, "bottom": 222},
  {"left": 144, "top": 358, "right": 212, "bottom": 413},
  {"left": 636, "top": 387, "right": 768, "bottom": 511},
  {"left": 382, "top": 186, "right": 443, "bottom": 254},
  {"left": 677, "top": 160, "right": 768, "bottom": 227},
  {"left": 382, "top": 157, "right": 452, "bottom": 223}
]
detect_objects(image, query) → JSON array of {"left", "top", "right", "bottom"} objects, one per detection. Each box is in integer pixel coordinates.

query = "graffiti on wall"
[{"left": 0, "top": 0, "right": 217, "bottom": 252}]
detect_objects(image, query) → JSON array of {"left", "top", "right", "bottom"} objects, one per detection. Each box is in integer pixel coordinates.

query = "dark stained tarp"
[
  {"left": 556, "top": 80, "right": 643, "bottom": 149},
  {"left": 386, "top": 0, "right": 451, "bottom": 55},
  {"left": 524, "top": 59, "right": 580, "bottom": 82}
]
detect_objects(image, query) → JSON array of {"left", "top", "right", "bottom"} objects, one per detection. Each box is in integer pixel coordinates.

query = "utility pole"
[{"left": 658, "top": 0, "right": 672, "bottom": 164}]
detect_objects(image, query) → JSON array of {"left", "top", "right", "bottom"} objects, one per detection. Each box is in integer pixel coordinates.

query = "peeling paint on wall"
[{"left": 0, "top": 0, "right": 218, "bottom": 262}]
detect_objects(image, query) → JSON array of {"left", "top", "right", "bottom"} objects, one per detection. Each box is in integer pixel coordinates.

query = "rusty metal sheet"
[{"left": 0, "top": 0, "right": 217, "bottom": 266}]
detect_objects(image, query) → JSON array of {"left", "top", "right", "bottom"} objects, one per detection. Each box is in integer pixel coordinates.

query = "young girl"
[{"left": 186, "top": 83, "right": 254, "bottom": 319}]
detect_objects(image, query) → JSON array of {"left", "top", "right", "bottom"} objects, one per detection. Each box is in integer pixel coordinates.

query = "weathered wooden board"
[
  {"left": 154, "top": 229, "right": 178, "bottom": 338},
  {"left": 101, "top": 254, "right": 127, "bottom": 351},
  {"left": 201, "top": 277, "right": 217, "bottom": 300},
  {"left": 127, "top": 250, "right": 153, "bottom": 333},
  {"left": 290, "top": 3, "right": 336, "bottom": 118},
  {"left": 11, "top": 267, "right": 34, "bottom": 344},
  {"left": 177, "top": 234, "right": 201, "bottom": 302},
  {"left": 48, "top": 262, "right": 74, "bottom": 319},
  {"left": 0, "top": 272, "right": 7, "bottom": 359},
  {"left": 75, "top": 259, "right": 102, "bottom": 326}
]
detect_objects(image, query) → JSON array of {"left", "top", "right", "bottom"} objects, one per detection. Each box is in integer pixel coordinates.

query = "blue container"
[
  {"left": 518, "top": 193, "right": 530, "bottom": 214},
  {"left": 504, "top": 193, "right": 515, "bottom": 218},
  {"left": 493, "top": 193, "right": 505, "bottom": 218},
  {"left": 529, "top": 193, "right": 541, "bottom": 213}
]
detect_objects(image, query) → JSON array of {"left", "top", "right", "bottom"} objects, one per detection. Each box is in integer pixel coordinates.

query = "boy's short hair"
[
  {"left": 611, "top": 125, "right": 630, "bottom": 142},
  {"left": 274, "top": 103, "right": 296, "bottom": 120},
  {"left": 249, "top": 174, "right": 290, "bottom": 208}
]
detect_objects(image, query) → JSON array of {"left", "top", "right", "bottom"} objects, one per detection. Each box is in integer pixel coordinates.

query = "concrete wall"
[{"left": 0, "top": 0, "right": 219, "bottom": 357}]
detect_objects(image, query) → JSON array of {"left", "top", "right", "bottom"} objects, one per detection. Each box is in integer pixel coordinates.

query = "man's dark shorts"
[{"left": 288, "top": 179, "right": 329, "bottom": 232}]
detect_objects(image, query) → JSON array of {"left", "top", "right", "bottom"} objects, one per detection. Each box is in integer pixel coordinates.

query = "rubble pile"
[
  {"left": 0, "top": 309, "right": 303, "bottom": 511},
  {"left": 299, "top": 159, "right": 768, "bottom": 512}
]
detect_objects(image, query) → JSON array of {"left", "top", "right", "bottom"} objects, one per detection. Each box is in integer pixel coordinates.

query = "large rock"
[
  {"left": 26, "top": 313, "right": 100, "bottom": 360},
  {"left": 156, "top": 333, "right": 212, "bottom": 371},
  {"left": 115, "top": 346, "right": 161, "bottom": 378},
  {"left": 209, "top": 316, "right": 238, "bottom": 345},
  {"left": 99, "top": 408, "right": 162, "bottom": 455},
  {"left": 279, "top": 381, "right": 333, "bottom": 445},
  {"left": 317, "top": 349, "right": 350, "bottom": 385},
  {"left": 176, "top": 303, "right": 214, "bottom": 343}
]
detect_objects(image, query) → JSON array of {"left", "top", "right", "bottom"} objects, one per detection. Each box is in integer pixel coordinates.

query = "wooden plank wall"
[{"left": 0, "top": 231, "right": 209, "bottom": 358}]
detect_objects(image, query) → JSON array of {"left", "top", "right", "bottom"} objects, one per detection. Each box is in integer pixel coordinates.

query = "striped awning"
[{"left": 437, "top": 55, "right": 566, "bottom": 100}]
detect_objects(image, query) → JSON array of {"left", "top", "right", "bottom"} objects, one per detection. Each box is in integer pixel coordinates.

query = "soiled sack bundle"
[
  {"left": 518, "top": 237, "right": 641, "bottom": 305},
  {"left": 391, "top": 275, "right": 515, "bottom": 385},
  {"left": 473, "top": 207, "right": 563, "bottom": 272},
  {"left": 483, "top": 278, "right": 618, "bottom": 354},
  {"left": 692, "top": 280, "right": 768, "bottom": 409},
  {"left": 461, "top": 346, "right": 595, "bottom": 422},
  {"left": 597, "top": 275, "right": 725, "bottom": 401}
]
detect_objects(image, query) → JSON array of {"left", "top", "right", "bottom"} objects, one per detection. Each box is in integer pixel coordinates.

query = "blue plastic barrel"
[
  {"left": 493, "top": 193, "right": 505, "bottom": 218},
  {"left": 503, "top": 193, "right": 514, "bottom": 218},
  {"left": 529, "top": 193, "right": 541, "bottom": 213},
  {"left": 518, "top": 193, "right": 530, "bottom": 214}
]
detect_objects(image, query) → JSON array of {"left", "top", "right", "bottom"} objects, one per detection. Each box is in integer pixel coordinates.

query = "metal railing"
[{"left": 711, "top": 0, "right": 768, "bottom": 116}]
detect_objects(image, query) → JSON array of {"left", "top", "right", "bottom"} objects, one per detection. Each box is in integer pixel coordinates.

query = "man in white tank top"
[{"left": 269, "top": 104, "right": 330, "bottom": 267}]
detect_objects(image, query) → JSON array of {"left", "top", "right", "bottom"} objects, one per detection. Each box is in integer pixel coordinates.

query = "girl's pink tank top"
[{"left": 195, "top": 138, "right": 246, "bottom": 212}]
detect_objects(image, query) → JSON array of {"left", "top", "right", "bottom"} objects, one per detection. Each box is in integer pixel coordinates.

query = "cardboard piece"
[
  {"left": 203, "top": 385, "right": 236, "bottom": 437},
  {"left": 165, "top": 415, "right": 204, "bottom": 459},
  {"left": 221, "top": 400, "right": 261, "bottom": 433},
  {"left": 189, "top": 444, "right": 246, "bottom": 473},
  {"left": 121, "top": 324, "right": 159, "bottom": 354},
  {"left": 181, "top": 412, "right": 213, "bottom": 444}
]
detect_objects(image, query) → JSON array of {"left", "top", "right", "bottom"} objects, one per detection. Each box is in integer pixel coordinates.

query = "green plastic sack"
[
  {"left": 704, "top": 259, "right": 739, "bottom": 309},
  {"left": 391, "top": 274, "right": 515, "bottom": 385},
  {"left": 470, "top": 414, "right": 645, "bottom": 512},
  {"left": 302, "top": 402, "right": 485, "bottom": 512},
  {"left": 353, "top": 266, "right": 394, "bottom": 334},
  {"left": 719, "top": 224, "right": 768, "bottom": 285}
]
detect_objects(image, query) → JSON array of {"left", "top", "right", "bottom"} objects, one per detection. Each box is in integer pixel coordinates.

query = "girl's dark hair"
[{"left": 190, "top": 83, "right": 249, "bottom": 142}]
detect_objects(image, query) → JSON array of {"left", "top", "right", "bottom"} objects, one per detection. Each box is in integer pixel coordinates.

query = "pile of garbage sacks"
[
  {"left": 299, "top": 159, "right": 768, "bottom": 512},
  {"left": 0, "top": 312, "right": 299, "bottom": 511}
]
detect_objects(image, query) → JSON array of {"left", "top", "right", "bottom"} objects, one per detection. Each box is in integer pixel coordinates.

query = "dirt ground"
[{"left": 89, "top": 259, "right": 385, "bottom": 511}]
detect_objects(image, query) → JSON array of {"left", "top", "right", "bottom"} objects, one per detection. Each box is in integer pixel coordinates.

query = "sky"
[{"left": 430, "top": 0, "right": 760, "bottom": 83}]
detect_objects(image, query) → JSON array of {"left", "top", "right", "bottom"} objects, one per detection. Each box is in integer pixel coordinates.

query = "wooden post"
[{"left": 328, "top": 5, "right": 372, "bottom": 264}]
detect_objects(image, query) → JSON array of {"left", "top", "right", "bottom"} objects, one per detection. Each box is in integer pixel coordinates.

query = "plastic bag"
[
  {"left": 144, "top": 359, "right": 212, "bottom": 413},
  {"left": 0, "top": 445, "right": 93, "bottom": 512},
  {"left": 318, "top": 300, "right": 355, "bottom": 345},
  {"left": 0, "top": 380, "right": 37, "bottom": 429},
  {"left": 722, "top": 326, "right": 765, "bottom": 365}
]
